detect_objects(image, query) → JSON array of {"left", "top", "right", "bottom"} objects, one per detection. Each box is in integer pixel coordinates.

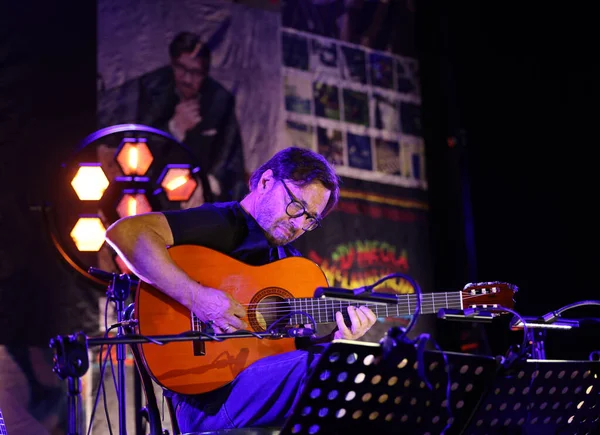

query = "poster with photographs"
[{"left": 280, "top": 27, "right": 424, "bottom": 188}]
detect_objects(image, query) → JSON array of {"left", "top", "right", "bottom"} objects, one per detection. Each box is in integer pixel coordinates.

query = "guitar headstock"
[{"left": 461, "top": 281, "right": 518, "bottom": 312}]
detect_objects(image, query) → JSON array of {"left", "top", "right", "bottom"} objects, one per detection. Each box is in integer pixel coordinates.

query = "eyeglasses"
[
  {"left": 173, "top": 62, "right": 207, "bottom": 79},
  {"left": 280, "top": 180, "right": 322, "bottom": 232}
]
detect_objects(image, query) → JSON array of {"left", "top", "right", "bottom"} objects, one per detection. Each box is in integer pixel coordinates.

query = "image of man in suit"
[{"left": 137, "top": 31, "right": 247, "bottom": 203}]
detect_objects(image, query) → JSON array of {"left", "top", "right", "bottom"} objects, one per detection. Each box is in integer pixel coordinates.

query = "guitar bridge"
[
  {"left": 191, "top": 314, "right": 206, "bottom": 356},
  {"left": 194, "top": 338, "right": 206, "bottom": 356}
]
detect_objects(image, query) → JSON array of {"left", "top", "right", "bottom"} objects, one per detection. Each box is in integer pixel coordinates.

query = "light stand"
[
  {"left": 437, "top": 301, "right": 600, "bottom": 362},
  {"left": 509, "top": 315, "right": 580, "bottom": 360}
]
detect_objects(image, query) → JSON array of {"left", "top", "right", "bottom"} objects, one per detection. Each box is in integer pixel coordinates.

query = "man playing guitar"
[{"left": 105, "top": 147, "right": 377, "bottom": 432}]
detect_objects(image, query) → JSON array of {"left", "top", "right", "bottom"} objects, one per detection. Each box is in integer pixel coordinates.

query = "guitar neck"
[{"left": 287, "top": 291, "right": 464, "bottom": 325}]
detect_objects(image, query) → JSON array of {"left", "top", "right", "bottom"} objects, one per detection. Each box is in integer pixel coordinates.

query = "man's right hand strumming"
[
  {"left": 104, "top": 212, "right": 247, "bottom": 334},
  {"left": 191, "top": 285, "right": 247, "bottom": 333}
]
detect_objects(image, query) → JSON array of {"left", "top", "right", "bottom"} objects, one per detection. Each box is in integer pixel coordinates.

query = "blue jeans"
[{"left": 173, "top": 344, "right": 327, "bottom": 433}]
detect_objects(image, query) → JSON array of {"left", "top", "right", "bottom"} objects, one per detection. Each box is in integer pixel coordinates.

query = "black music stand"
[
  {"left": 463, "top": 359, "right": 600, "bottom": 435},
  {"left": 279, "top": 338, "right": 498, "bottom": 435}
]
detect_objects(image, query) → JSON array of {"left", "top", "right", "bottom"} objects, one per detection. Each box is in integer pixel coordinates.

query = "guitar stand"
[
  {"left": 279, "top": 335, "right": 499, "bottom": 435},
  {"left": 463, "top": 358, "right": 600, "bottom": 435}
]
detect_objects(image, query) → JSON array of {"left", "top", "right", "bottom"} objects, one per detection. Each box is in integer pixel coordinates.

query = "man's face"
[
  {"left": 254, "top": 174, "right": 331, "bottom": 246},
  {"left": 171, "top": 51, "right": 209, "bottom": 100}
]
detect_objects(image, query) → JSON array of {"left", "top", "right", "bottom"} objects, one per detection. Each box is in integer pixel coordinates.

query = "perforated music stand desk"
[
  {"left": 462, "top": 358, "right": 600, "bottom": 435},
  {"left": 279, "top": 339, "right": 499, "bottom": 435}
]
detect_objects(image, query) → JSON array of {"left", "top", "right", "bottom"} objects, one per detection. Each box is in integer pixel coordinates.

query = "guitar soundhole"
[{"left": 249, "top": 287, "right": 294, "bottom": 332}]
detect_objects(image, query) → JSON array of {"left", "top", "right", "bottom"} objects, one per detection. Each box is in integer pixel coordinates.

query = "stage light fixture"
[
  {"left": 116, "top": 139, "right": 154, "bottom": 176},
  {"left": 70, "top": 164, "right": 110, "bottom": 200},
  {"left": 69, "top": 217, "right": 107, "bottom": 252},
  {"left": 158, "top": 164, "right": 198, "bottom": 202},
  {"left": 116, "top": 191, "right": 152, "bottom": 218},
  {"left": 46, "top": 124, "right": 205, "bottom": 287}
]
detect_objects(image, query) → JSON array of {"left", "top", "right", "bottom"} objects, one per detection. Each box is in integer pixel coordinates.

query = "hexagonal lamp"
[
  {"left": 116, "top": 192, "right": 152, "bottom": 218},
  {"left": 116, "top": 139, "right": 154, "bottom": 176},
  {"left": 159, "top": 165, "right": 197, "bottom": 201},
  {"left": 71, "top": 164, "right": 110, "bottom": 200},
  {"left": 70, "top": 217, "right": 106, "bottom": 251}
]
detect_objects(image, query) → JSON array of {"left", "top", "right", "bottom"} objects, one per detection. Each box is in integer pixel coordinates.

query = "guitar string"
[
  {"left": 191, "top": 292, "right": 479, "bottom": 308},
  {"left": 189, "top": 303, "right": 466, "bottom": 327},
  {"left": 190, "top": 297, "right": 465, "bottom": 311},
  {"left": 186, "top": 293, "right": 495, "bottom": 325},
  {"left": 234, "top": 301, "right": 465, "bottom": 312},
  {"left": 189, "top": 298, "right": 465, "bottom": 323},
  {"left": 183, "top": 293, "right": 491, "bottom": 308},
  {"left": 187, "top": 296, "right": 470, "bottom": 313},
  {"left": 187, "top": 293, "right": 479, "bottom": 310}
]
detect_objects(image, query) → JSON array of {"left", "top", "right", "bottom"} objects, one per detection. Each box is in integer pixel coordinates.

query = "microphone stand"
[
  {"left": 111, "top": 274, "right": 131, "bottom": 434},
  {"left": 49, "top": 333, "right": 89, "bottom": 435},
  {"left": 87, "top": 268, "right": 136, "bottom": 435},
  {"left": 50, "top": 329, "right": 290, "bottom": 435}
]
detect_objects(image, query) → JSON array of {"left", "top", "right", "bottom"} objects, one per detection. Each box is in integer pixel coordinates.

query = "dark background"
[
  {"left": 419, "top": 2, "right": 599, "bottom": 359},
  {"left": 1, "top": 1, "right": 598, "bottom": 359}
]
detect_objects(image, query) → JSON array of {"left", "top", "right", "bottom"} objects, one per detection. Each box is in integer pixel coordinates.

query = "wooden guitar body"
[{"left": 134, "top": 245, "right": 328, "bottom": 395}]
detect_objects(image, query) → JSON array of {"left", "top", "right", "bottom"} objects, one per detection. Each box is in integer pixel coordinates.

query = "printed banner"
[
  {"left": 97, "top": 0, "right": 283, "bottom": 193},
  {"left": 280, "top": 0, "right": 424, "bottom": 187},
  {"left": 280, "top": 0, "right": 431, "bottom": 340}
]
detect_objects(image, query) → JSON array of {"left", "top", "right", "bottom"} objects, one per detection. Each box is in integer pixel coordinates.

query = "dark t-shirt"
[
  {"left": 161, "top": 201, "right": 309, "bottom": 400},
  {"left": 163, "top": 201, "right": 301, "bottom": 264}
]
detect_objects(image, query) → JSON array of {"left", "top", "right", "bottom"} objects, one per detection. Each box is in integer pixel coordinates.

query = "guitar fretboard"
[
  {"left": 190, "top": 291, "right": 465, "bottom": 331},
  {"left": 288, "top": 291, "right": 463, "bottom": 325}
]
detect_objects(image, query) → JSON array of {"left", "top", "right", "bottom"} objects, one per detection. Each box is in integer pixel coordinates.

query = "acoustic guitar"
[{"left": 134, "top": 245, "right": 517, "bottom": 395}]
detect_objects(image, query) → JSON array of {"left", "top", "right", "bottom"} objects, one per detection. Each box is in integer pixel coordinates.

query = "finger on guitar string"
[
  {"left": 232, "top": 301, "right": 246, "bottom": 318},
  {"left": 334, "top": 310, "right": 352, "bottom": 338},
  {"left": 359, "top": 305, "right": 378, "bottom": 326},
  {"left": 333, "top": 305, "right": 378, "bottom": 340},
  {"left": 226, "top": 314, "right": 245, "bottom": 330},
  {"left": 353, "top": 305, "right": 373, "bottom": 329},
  {"left": 346, "top": 305, "right": 362, "bottom": 333},
  {"left": 223, "top": 292, "right": 246, "bottom": 319}
]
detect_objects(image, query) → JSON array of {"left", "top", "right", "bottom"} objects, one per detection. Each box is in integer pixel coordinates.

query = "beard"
[
  {"left": 264, "top": 222, "right": 296, "bottom": 246},
  {"left": 255, "top": 209, "right": 297, "bottom": 246}
]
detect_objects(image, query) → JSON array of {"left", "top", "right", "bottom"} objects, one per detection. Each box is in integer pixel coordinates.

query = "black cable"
[
  {"left": 543, "top": 300, "right": 600, "bottom": 323},
  {"left": 265, "top": 311, "right": 318, "bottom": 333},
  {"left": 90, "top": 343, "right": 114, "bottom": 435},
  {"left": 101, "top": 299, "right": 115, "bottom": 435},
  {"left": 101, "top": 368, "right": 113, "bottom": 435},
  {"left": 487, "top": 306, "right": 529, "bottom": 363},
  {"left": 485, "top": 306, "right": 538, "bottom": 428},
  {"left": 87, "top": 297, "right": 115, "bottom": 435},
  {"left": 105, "top": 299, "right": 119, "bottom": 398},
  {"left": 364, "top": 272, "right": 422, "bottom": 341},
  {"left": 411, "top": 333, "right": 453, "bottom": 434}
]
